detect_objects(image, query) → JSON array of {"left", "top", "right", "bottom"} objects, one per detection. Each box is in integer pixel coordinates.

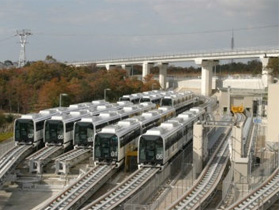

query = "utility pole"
[{"left": 16, "top": 29, "right": 32, "bottom": 68}]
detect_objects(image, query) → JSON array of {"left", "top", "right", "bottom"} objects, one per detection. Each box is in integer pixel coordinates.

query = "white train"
[
  {"left": 73, "top": 102, "right": 156, "bottom": 148},
  {"left": 13, "top": 100, "right": 111, "bottom": 147},
  {"left": 119, "top": 94, "right": 142, "bottom": 104},
  {"left": 137, "top": 107, "right": 206, "bottom": 169},
  {"left": 93, "top": 106, "right": 175, "bottom": 167},
  {"left": 160, "top": 91, "right": 196, "bottom": 114},
  {"left": 140, "top": 94, "right": 163, "bottom": 107},
  {"left": 44, "top": 110, "right": 91, "bottom": 147},
  {"left": 14, "top": 107, "right": 84, "bottom": 147}
]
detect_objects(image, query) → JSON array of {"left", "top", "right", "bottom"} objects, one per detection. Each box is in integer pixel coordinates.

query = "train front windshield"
[
  {"left": 74, "top": 122, "right": 94, "bottom": 147},
  {"left": 15, "top": 119, "right": 34, "bottom": 143},
  {"left": 161, "top": 98, "right": 172, "bottom": 106},
  {"left": 119, "top": 97, "right": 130, "bottom": 101},
  {"left": 139, "top": 135, "right": 163, "bottom": 165},
  {"left": 94, "top": 133, "right": 118, "bottom": 161},
  {"left": 45, "top": 120, "right": 64, "bottom": 144},
  {"left": 140, "top": 98, "right": 150, "bottom": 102}
]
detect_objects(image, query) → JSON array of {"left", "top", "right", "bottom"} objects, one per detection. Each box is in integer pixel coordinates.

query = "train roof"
[
  {"left": 116, "top": 101, "right": 134, "bottom": 106},
  {"left": 19, "top": 113, "right": 53, "bottom": 122},
  {"left": 79, "top": 111, "right": 120, "bottom": 124},
  {"left": 158, "top": 106, "right": 176, "bottom": 113},
  {"left": 91, "top": 100, "right": 107, "bottom": 105},
  {"left": 145, "top": 120, "right": 181, "bottom": 136},
  {"left": 100, "top": 118, "right": 139, "bottom": 135},
  {"left": 50, "top": 110, "right": 90, "bottom": 123}
]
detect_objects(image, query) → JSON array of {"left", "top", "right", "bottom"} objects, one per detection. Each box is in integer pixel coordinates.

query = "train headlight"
[{"left": 58, "top": 135, "right": 64, "bottom": 139}]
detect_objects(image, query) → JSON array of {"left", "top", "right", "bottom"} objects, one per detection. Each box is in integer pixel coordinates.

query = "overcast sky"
[{"left": 0, "top": 0, "right": 278, "bottom": 63}]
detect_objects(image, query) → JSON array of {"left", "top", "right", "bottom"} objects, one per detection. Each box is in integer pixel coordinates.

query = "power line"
[
  {"left": 0, "top": 35, "right": 16, "bottom": 43},
  {"left": 35, "top": 24, "right": 279, "bottom": 38}
]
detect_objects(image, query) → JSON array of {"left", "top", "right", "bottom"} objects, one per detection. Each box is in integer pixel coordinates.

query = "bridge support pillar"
[
  {"left": 105, "top": 64, "right": 116, "bottom": 71},
  {"left": 260, "top": 57, "right": 273, "bottom": 88},
  {"left": 159, "top": 63, "right": 168, "bottom": 89},
  {"left": 193, "top": 122, "right": 208, "bottom": 178},
  {"left": 231, "top": 124, "right": 250, "bottom": 192},
  {"left": 195, "top": 59, "right": 218, "bottom": 96},
  {"left": 142, "top": 62, "right": 153, "bottom": 80},
  {"left": 121, "top": 64, "right": 132, "bottom": 76}
]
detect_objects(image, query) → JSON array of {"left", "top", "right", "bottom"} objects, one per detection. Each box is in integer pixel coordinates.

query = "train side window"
[{"left": 36, "top": 121, "right": 44, "bottom": 131}]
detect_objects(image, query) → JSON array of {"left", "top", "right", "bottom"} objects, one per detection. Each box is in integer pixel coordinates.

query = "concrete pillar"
[
  {"left": 231, "top": 122, "right": 249, "bottom": 192},
  {"left": 121, "top": 64, "right": 132, "bottom": 76},
  {"left": 105, "top": 64, "right": 116, "bottom": 71},
  {"left": 158, "top": 63, "right": 168, "bottom": 89},
  {"left": 193, "top": 122, "right": 207, "bottom": 178},
  {"left": 195, "top": 59, "right": 219, "bottom": 96},
  {"left": 260, "top": 57, "right": 273, "bottom": 88},
  {"left": 142, "top": 62, "right": 153, "bottom": 80}
]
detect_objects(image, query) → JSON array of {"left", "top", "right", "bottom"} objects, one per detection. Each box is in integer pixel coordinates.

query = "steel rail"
[
  {"left": 226, "top": 168, "right": 279, "bottom": 210},
  {"left": 0, "top": 145, "right": 33, "bottom": 188},
  {"left": 82, "top": 167, "right": 159, "bottom": 210},
  {"left": 40, "top": 165, "right": 115, "bottom": 210}
]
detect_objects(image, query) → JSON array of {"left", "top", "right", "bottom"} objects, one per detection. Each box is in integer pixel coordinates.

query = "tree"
[{"left": 267, "top": 57, "right": 279, "bottom": 77}]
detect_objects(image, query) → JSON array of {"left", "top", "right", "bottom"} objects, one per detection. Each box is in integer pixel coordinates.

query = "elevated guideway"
[
  {"left": 67, "top": 48, "right": 279, "bottom": 67},
  {"left": 38, "top": 165, "right": 116, "bottom": 210},
  {"left": 167, "top": 113, "right": 245, "bottom": 210},
  {"left": 226, "top": 168, "right": 279, "bottom": 210},
  {"left": 82, "top": 168, "right": 159, "bottom": 210},
  {"left": 54, "top": 149, "right": 92, "bottom": 174},
  {"left": 0, "top": 145, "right": 34, "bottom": 188},
  {"left": 26, "top": 146, "right": 64, "bottom": 174}
]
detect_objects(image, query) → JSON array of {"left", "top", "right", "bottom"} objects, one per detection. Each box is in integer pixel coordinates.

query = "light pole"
[
  {"left": 59, "top": 93, "right": 68, "bottom": 107},
  {"left": 104, "top": 88, "right": 111, "bottom": 101}
]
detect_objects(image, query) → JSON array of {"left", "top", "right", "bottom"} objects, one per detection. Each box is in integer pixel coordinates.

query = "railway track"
[
  {"left": 82, "top": 167, "right": 159, "bottom": 210},
  {"left": 226, "top": 168, "right": 279, "bottom": 210},
  {"left": 167, "top": 113, "right": 244, "bottom": 210},
  {"left": 168, "top": 131, "right": 230, "bottom": 210},
  {"left": 54, "top": 149, "right": 91, "bottom": 174},
  {"left": 26, "top": 146, "right": 64, "bottom": 173},
  {"left": 39, "top": 164, "right": 116, "bottom": 210},
  {"left": 0, "top": 145, "right": 33, "bottom": 188}
]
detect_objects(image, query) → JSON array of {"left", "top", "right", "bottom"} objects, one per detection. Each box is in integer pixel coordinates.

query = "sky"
[{"left": 0, "top": 0, "right": 279, "bottom": 63}]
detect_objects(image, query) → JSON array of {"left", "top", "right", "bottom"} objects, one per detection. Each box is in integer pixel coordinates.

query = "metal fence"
[{"left": 124, "top": 145, "right": 193, "bottom": 210}]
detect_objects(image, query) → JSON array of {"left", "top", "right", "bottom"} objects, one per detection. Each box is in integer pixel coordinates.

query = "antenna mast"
[
  {"left": 16, "top": 29, "right": 32, "bottom": 68},
  {"left": 231, "top": 29, "right": 234, "bottom": 63}
]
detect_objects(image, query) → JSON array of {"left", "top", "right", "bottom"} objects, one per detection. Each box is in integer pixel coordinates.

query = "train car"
[
  {"left": 119, "top": 93, "right": 143, "bottom": 104},
  {"left": 94, "top": 118, "right": 140, "bottom": 167},
  {"left": 136, "top": 102, "right": 156, "bottom": 113},
  {"left": 160, "top": 92, "right": 196, "bottom": 115},
  {"left": 14, "top": 107, "right": 83, "bottom": 147},
  {"left": 73, "top": 104, "right": 147, "bottom": 148},
  {"left": 138, "top": 107, "right": 206, "bottom": 169},
  {"left": 44, "top": 110, "right": 90, "bottom": 148},
  {"left": 93, "top": 106, "right": 176, "bottom": 167},
  {"left": 140, "top": 94, "right": 163, "bottom": 107}
]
